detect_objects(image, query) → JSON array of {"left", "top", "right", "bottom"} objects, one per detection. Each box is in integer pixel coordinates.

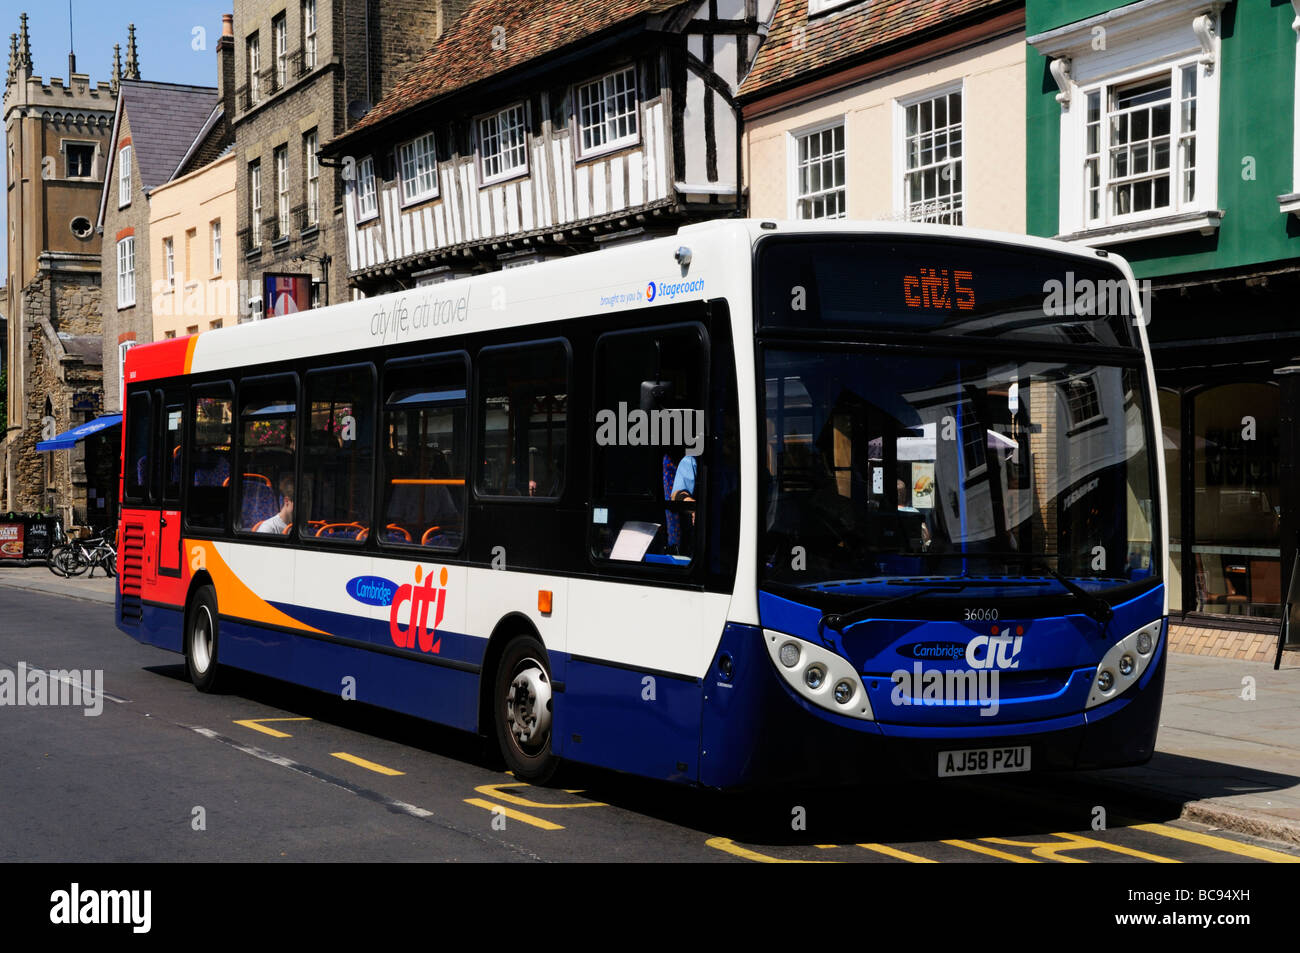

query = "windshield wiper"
[
  {"left": 816, "top": 580, "right": 1026, "bottom": 634},
  {"left": 1032, "top": 562, "right": 1114, "bottom": 625},
  {"left": 951, "top": 551, "right": 1115, "bottom": 624}
]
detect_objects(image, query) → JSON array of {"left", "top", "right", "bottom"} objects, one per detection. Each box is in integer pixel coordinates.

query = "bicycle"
[{"left": 48, "top": 527, "right": 117, "bottom": 579}]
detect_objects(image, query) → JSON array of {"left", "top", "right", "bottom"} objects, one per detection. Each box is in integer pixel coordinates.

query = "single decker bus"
[{"left": 116, "top": 219, "right": 1166, "bottom": 787}]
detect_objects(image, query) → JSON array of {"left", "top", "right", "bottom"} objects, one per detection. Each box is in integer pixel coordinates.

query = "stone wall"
[{"left": 2, "top": 264, "right": 104, "bottom": 527}]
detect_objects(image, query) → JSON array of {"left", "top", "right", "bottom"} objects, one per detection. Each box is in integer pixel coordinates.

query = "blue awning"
[{"left": 36, "top": 414, "right": 122, "bottom": 452}]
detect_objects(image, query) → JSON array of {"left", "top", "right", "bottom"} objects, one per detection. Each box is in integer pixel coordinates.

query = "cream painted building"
[
  {"left": 148, "top": 151, "right": 238, "bottom": 340},
  {"left": 739, "top": 0, "right": 1025, "bottom": 234}
]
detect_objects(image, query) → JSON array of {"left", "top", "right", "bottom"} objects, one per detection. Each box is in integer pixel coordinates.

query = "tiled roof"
[
  {"left": 342, "top": 0, "right": 686, "bottom": 139},
  {"left": 118, "top": 80, "right": 219, "bottom": 190},
  {"left": 739, "top": 0, "right": 1014, "bottom": 99}
]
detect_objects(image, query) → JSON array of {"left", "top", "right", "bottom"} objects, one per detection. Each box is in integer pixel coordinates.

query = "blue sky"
[{"left": 2, "top": 2, "right": 232, "bottom": 278}]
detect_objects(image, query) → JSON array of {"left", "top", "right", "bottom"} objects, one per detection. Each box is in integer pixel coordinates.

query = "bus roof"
[{"left": 123, "top": 218, "right": 1129, "bottom": 384}]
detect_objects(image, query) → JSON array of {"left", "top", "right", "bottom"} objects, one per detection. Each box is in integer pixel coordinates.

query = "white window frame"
[
  {"left": 478, "top": 103, "right": 529, "bottom": 185},
  {"left": 808, "top": 0, "right": 857, "bottom": 14},
  {"left": 116, "top": 237, "right": 136, "bottom": 309},
  {"left": 1077, "top": 63, "right": 1201, "bottom": 230},
  {"left": 163, "top": 236, "right": 175, "bottom": 289},
  {"left": 575, "top": 66, "right": 639, "bottom": 159},
  {"left": 211, "top": 219, "right": 222, "bottom": 275},
  {"left": 398, "top": 132, "right": 439, "bottom": 206},
  {"left": 893, "top": 81, "right": 964, "bottom": 226},
  {"left": 305, "top": 129, "right": 320, "bottom": 225},
  {"left": 1029, "top": 0, "right": 1222, "bottom": 244},
  {"left": 1283, "top": 7, "right": 1300, "bottom": 216},
  {"left": 117, "top": 145, "right": 132, "bottom": 207},
  {"left": 273, "top": 14, "right": 287, "bottom": 89},
  {"left": 274, "top": 145, "right": 290, "bottom": 239},
  {"left": 303, "top": 0, "right": 317, "bottom": 70},
  {"left": 787, "top": 117, "right": 847, "bottom": 220},
  {"left": 247, "top": 33, "right": 261, "bottom": 104},
  {"left": 118, "top": 341, "right": 137, "bottom": 404},
  {"left": 355, "top": 155, "right": 378, "bottom": 222},
  {"left": 250, "top": 161, "right": 262, "bottom": 246}
]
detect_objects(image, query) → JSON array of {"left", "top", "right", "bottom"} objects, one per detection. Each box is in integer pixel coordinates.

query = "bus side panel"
[
  {"left": 553, "top": 655, "right": 703, "bottom": 783},
  {"left": 136, "top": 603, "right": 185, "bottom": 653}
]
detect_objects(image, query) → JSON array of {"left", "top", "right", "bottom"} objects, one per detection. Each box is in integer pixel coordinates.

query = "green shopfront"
[{"left": 1027, "top": 0, "right": 1300, "bottom": 639}]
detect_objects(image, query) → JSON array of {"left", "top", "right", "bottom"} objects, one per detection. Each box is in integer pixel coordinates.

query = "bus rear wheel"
[
  {"left": 186, "top": 586, "right": 221, "bottom": 693},
  {"left": 494, "top": 635, "right": 558, "bottom": 783}
]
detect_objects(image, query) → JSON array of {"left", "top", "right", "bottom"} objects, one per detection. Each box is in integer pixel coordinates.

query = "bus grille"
[{"left": 119, "top": 524, "right": 145, "bottom": 625}]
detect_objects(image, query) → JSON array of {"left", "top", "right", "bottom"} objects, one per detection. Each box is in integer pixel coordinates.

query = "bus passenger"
[{"left": 257, "top": 477, "right": 294, "bottom": 534}]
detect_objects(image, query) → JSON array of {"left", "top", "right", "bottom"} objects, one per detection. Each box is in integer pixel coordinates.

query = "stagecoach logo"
[
  {"left": 346, "top": 576, "right": 398, "bottom": 607},
  {"left": 389, "top": 565, "right": 448, "bottom": 655},
  {"left": 646, "top": 281, "right": 657, "bottom": 302}
]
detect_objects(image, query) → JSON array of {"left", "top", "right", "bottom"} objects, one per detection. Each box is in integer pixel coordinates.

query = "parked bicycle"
[{"left": 48, "top": 527, "right": 117, "bottom": 579}]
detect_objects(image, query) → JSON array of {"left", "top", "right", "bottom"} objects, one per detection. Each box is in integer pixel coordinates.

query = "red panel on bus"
[{"left": 123, "top": 336, "right": 195, "bottom": 387}]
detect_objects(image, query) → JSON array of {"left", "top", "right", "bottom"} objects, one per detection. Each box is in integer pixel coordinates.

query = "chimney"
[{"left": 216, "top": 13, "right": 234, "bottom": 120}]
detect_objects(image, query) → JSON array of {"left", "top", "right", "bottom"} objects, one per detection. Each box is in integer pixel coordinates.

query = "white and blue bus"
[{"left": 116, "top": 219, "right": 1166, "bottom": 787}]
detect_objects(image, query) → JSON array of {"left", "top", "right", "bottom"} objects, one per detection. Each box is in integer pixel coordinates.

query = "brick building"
[
  {"left": 232, "top": 0, "right": 468, "bottom": 314},
  {"left": 98, "top": 73, "right": 228, "bottom": 413},
  {"left": 3, "top": 13, "right": 123, "bottom": 528}
]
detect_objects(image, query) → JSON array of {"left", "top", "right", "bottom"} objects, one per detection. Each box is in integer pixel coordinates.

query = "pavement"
[{"left": 2, "top": 561, "right": 1297, "bottom": 848}]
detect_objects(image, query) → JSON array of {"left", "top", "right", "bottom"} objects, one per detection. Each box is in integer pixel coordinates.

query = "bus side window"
[
  {"left": 124, "top": 390, "right": 152, "bottom": 503},
  {"left": 590, "top": 322, "right": 708, "bottom": 568},
  {"left": 236, "top": 373, "right": 298, "bottom": 536},
  {"left": 187, "top": 386, "right": 234, "bottom": 531},
  {"left": 381, "top": 354, "right": 468, "bottom": 551},
  {"left": 301, "top": 364, "right": 375, "bottom": 541},
  {"left": 161, "top": 392, "right": 185, "bottom": 505},
  {"left": 476, "top": 341, "right": 568, "bottom": 499}
]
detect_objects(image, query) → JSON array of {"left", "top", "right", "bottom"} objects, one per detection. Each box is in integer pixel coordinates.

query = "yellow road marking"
[
  {"left": 233, "top": 717, "right": 311, "bottom": 738},
  {"left": 982, "top": 833, "right": 1178, "bottom": 864},
  {"left": 465, "top": 798, "right": 564, "bottom": 830},
  {"left": 1130, "top": 822, "right": 1300, "bottom": 863},
  {"left": 330, "top": 752, "right": 404, "bottom": 776},
  {"left": 704, "top": 837, "right": 838, "bottom": 863},
  {"left": 814, "top": 844, "right": 838, "bottom": 849},
  {"left": 942, "top": 839, "right": 1040, "bottom": 862},
  {"left": 859, "top": 842, "right": 938, "bottom": 863},
  {"left": 473, "top": 782, "right": 606, "bottom": 809}
]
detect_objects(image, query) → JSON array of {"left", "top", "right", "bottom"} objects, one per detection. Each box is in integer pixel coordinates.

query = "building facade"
[
  {"left": 98, "top": 73, "right": 228, "bottom": 413},
  {"left": 232, "top": 0, "right": 466, "bottom": 313},
  {"left": 1027, "top": 0, "right": 1300, "bottom": 657},
  {"left": 740, "top": 0, "right": 1025, "bottom": 234},
  {"left": 320, "top": 0, "right": 776, "bottom": 291},
  {"left": 3, "top": 13, "right": 120, "bottom": 527}
]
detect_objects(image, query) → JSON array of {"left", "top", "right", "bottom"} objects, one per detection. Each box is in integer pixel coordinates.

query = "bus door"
[
  {"left": 156, "top": 388, "right": 184, "bottom": 575},
  {"left": 123, "top": 389, "right": 160, "bottom": 587}
]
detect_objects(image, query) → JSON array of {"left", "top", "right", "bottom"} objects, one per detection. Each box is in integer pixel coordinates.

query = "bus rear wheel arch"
[
  {"left": 185, "top": 584, "right": 221, "bottom": 693},
  {"left": 492, "top": 633, "right": 559, "bottom": 783}
]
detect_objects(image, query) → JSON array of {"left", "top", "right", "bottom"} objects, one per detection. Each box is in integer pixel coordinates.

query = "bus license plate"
[{"left": 937, "top": 746, "right": 1030, "bottom": 777}]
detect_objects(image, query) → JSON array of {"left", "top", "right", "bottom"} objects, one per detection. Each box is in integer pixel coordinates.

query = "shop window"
[
  {"left": 301, "top": 365, "right": 375, "bottom": 541},
  {"left": 1192, "top": 383, "right": 1280, "bottom": 618},
  {"left": 1158, "top": 388, "right": 1181, "bottom": 613}
]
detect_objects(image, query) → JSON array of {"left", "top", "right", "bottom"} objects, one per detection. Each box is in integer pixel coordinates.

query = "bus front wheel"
[
  {"left": 494, "top": 635, "right": 558, "bottom": 783},
  {"left": 186, "top": 586, "right": 221, "bottom": 693}
]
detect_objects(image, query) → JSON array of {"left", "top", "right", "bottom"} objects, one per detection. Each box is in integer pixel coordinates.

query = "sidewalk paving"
[{"left": 1, "top": 562, "right": 1296, "bottom": 845}]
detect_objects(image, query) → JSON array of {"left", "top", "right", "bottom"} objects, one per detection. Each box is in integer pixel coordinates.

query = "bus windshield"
[{"left": 760, "top": 346, "right": 1159, "bottom": 600}]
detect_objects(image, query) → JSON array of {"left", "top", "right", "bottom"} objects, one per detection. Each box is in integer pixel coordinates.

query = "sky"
[{"left": 2, "top": 1, "right": 232, "bottom": 279}]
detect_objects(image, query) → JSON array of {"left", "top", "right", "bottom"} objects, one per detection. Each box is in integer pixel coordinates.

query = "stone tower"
[{"left": 3, "top": 12, "right": 120, "bottom": 527}]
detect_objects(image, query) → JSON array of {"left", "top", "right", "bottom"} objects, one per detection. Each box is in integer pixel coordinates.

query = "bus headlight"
[
  {"left": 1086, "top": 620, "right": 1162, "bottom": 709},
  {"left": 763, "top": 629, "right": 874, "bottom": 721}
]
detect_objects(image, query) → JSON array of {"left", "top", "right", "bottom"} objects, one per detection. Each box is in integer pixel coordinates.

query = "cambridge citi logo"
[
  {"left": 646, "top": 281, "right": 657, "bottom": 302},
  {"left": 348, "top": 567, "right": 448, "bottom": 654}
]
